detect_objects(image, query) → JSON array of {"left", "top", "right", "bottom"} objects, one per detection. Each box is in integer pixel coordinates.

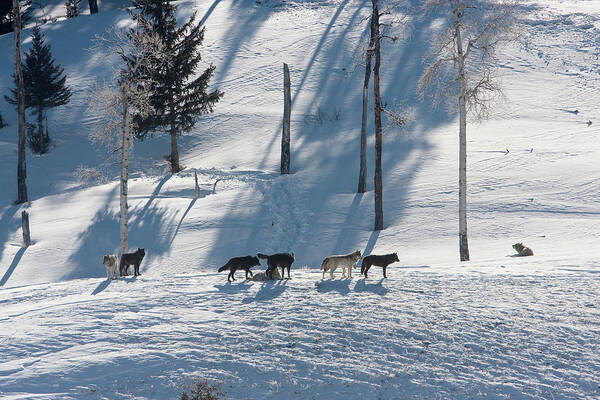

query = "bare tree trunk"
[
  {"left": 372, "top": 0, "right": 383, "bottom": 231},
  {"left": 13, "top": 0, "right": 27, "bottom": 204},
  {"left": 358, "top": 25, "right": 374, "bottom": 194},
  {"left": 21, "top": 210, "right": 31, "bottom": 246},
  {"left": 88, "top": 0, "right": 98, "bottom": 14},
  {"left": 281, "top": 62, "right": 291, "bottom": 174},
  {"left": 455, "top": 6, "right": 470, "bottom": 262},
  {"left": 120, "top": 83, "right": 130, "bottom": 257}
]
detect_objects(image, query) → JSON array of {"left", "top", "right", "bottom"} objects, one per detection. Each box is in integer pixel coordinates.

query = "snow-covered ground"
[{"left": 1, "top": 0, "right": 599, "bottom": 398}]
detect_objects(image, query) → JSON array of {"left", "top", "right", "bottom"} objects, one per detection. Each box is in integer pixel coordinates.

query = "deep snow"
[{"left": 1, "top": 0, "right": 600, "bottom": 398}]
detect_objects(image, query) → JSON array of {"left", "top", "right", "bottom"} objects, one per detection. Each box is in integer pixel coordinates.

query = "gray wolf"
[
  {"left": 102, "top": 254, "right": 118, "bottom": 280},
  {"left": 360, "top": 253, "right": 399, "bottom": 278},
  {"left": 320, "top": 250, "right": 362, "bottom": 279},
  {"left": 257, "top": 252, "right": 295, "bottom": 279},
  {"left": 119, "top": 248, "right": 146, "bottom": 277},
  {"left": 512, "top": 243, "right": 533, "bottom": 257},
  {"left": 218, "top": 256, "right": 261, "bottom": 282}
]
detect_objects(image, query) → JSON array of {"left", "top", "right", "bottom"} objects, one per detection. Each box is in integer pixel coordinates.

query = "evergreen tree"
[
  {"left": 5, "top": 26, "right": 72, "bottom": 154},
  {"left": 65, "top": 0, "right": 82, "bottom": 18},
  {"left": 129, "top": 0, "right": 223, "bottom": 173},
  {"left": 0, "top": 0, "right": 32, "bottom": 35}
]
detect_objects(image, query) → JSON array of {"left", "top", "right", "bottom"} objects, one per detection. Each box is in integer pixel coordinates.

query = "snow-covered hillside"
[{"left": 1, "top": 0, "right": 599, "bottom": 398}]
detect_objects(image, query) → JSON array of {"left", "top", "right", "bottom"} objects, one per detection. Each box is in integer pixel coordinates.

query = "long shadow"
[
  {"left": 213, "top": 0, "right": 276, "bottom": 85},
  {"left": 331, "top": 193, "right": 364, "bottom": 254},
  {"left": 91, "top": 278, "right": 112, "bottom": 295},
  {"left": 354, "top": 278, "right": 389, "bottom": 296},
  {"left": 362, "top": 229, "right": 380, "bottom": 257},
  {"left": 169, "top": 198, "right": 197, "bottom": 246},
  {"left": 200, "top": 0, "right": 223, "bottom": 25},
  {"left": 0, "top": 247, "right": 27, "bottom": 287},
  {"left": 0, "top": 206, "right": 20, "bottom": 266}
]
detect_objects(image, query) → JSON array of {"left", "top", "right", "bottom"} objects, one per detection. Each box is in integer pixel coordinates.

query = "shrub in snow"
[{"left": 181, "top": 379, "right": 223, "bottom": 400}]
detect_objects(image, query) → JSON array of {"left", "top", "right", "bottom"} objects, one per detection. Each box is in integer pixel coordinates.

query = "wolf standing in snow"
[
  {"left": 512, "top": 243, "right": 534, "bottom": 257},
  {"left": 257, "top": 252, "right": 295, "bottom": 279},
  {"left": 218, "top": 255, "right": 261, "bottom": 282},
  {"left": 119, "top": 248, "right": 145, "bottom": 277},
  {"left": 360, "top": 253, "right": 399, "bottom": 278},
  {"left": 320, "top": 250, "right": 362, "bottom": 279},
  {"left": 102, "top": 254, "right": 118, "bottom": 280}
]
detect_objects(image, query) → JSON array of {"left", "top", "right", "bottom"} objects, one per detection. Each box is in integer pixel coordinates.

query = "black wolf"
[
  {"left": 360, "top": 253, "right": 399, "bottom": 278},
  {"left": 218, "top": 256, "right": 261, "bottom": 282},
  {"left": 120, "top": 248, "right": 146, "bottom": 277},
  {"left": 257, "top": 252, "right": 295, "bottom": 279}
]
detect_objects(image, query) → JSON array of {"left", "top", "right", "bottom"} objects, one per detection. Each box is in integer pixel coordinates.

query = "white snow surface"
[{"left": 1, "top": 0, "right": 599, "bottom": 398}]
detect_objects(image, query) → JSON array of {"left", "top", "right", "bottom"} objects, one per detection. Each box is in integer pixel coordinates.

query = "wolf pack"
[{"left": 102, "top": 243, "right": 534, "bottom": 281}]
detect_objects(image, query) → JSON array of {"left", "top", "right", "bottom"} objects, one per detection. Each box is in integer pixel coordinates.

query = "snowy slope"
[{"left": 1, "top": 0, "right": 600, "bottom": 398}]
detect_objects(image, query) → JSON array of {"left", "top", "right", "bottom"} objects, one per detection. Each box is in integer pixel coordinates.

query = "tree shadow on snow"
[
  {"left": 91, "top": 278, "right": 112, "bottom": 295},
  {"left": 0, "top": 246, "right": 27, "bottom": 287}
]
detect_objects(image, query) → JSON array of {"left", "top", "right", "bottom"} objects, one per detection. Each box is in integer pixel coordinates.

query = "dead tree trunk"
[
  {"left": 21, "top": 210, "right": 31, "bottom": 246},
  {"left": 372, "top": 0, "right": 383, "bottom": 231},
  {"left": 13, "top": 0, "right": 27, "bottom": 204},
  {"left": 88, "top": 0, "right": 98, "bottom": 14},
  {"left": 358, "top": 16, "right": 375, "bottom": 194},
  {"left": 194, "top": 169, "right": 200, "bottom": 198},
  {"left": 281, "top": 62, "right": 291, "bottom": 174}
]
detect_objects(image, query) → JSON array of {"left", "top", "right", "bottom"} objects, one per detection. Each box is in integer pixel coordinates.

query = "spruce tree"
[
  {"left": 129, "top": 0, "right": 223, "bottom": 173},
  {"left": 65, "top": 0, "right": 81, "bottom": 18},
  {"left": 6, "top": 26, "right": 72, "bottom": 154}
]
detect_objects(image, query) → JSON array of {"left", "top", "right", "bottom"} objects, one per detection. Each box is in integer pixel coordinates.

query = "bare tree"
[
  {"left": 418, "top": 0, "right": 518, "bottom": 261},
  {"left": 281, "top": 62, "right": 291, "bottom": 174},
  {"left": 88, "top": 27, "right": 165, "bottom": 256},
  {"left": 358, "top": 15, "right": 375, "bottom": 194},
  {"left": 13, "top": 0, "right": 27, "bottom": 204},
  {"left": 372, "top": 0, "right": 384, "bottom": 231}
]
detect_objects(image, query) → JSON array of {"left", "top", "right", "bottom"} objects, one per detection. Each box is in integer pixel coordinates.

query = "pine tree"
[
  {"left": 0, "top": 0, "right": 31, "bottom": 35},
  {"left": 6, "top": 26, "right": 72, "bottom": 154},
  {"left": 129, "top": 0, "right": 223, "bottom": 173},
  {"left": 65, "top": 0, "right": 81, "bottom": 18}
]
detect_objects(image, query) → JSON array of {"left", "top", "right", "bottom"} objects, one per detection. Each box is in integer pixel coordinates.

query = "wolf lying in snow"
[
  {"left": 512, "top": 243, "right": 534, "bottom": 257},
  {"left": 361, "top": 253, "right": 399, "bottom": 278},
  {"left": 218, "top": 255, "right": 261, "bottom": 282},
  {"left": 320, "top": 250, "right": 362, "bottom": 279},
  {"left": 257, "top": 252, "right": 295, "bottom": 279},
  {"left": 102, "top": 254, "right": 118, "bottom": 280}
]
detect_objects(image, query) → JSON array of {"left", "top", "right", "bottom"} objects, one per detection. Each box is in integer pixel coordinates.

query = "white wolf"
[
  {"left": 102, "top": 254, "right": 119, "bottom": 280},
  {"left": 320, "top": 250, "right": 362, "bottom": 279}
]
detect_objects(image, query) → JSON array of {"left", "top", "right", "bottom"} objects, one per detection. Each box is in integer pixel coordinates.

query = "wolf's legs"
[{"left": 383, "top": 266, "right": 387, "bottom": 278}]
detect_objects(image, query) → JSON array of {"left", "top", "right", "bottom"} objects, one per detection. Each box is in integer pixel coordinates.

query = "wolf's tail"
[
  {"left": 257, "top": 253, "right": 269, "bottom": 259},
  {"left": 319, "top": 259, "right": 327, "bottom": 271},
  {"left": 218, "top": 265, "right": 229, "bottom": 272}
]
